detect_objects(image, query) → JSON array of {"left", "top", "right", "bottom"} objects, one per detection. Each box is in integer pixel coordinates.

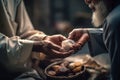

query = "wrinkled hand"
[
  {"left": 68, "top": 28, "right": 90, "bottom": 50},
  {"left": 33, "top": 41, "right": 74, "bottom": 58},
  {"left": 43, "top": 34, "right": 74, "bottom": 58},
  {"left": 44, "top": 34, "right": 66, "bottom": 46}
]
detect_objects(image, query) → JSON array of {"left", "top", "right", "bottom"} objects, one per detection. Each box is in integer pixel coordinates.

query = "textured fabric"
[
  {"left": 0, "top": 0, "right": 45, "bottom": 73},
  {"left": 0, "top": 33, "right": 34, "bottom": 72},
  {"left": 87, "top": 28, "right": 108, "bottom": 56},
  {"left": 15, "top": 69, "right": 44, "bottom": 80},
  {"left": 103, "top": 5, "right": 120, "bottom": 80},
  {"left": 0, "top": 0, "right": 34, "bottom": 72},
  {"left": 0, "top": 0, "right": 33, "bottom": 37}
]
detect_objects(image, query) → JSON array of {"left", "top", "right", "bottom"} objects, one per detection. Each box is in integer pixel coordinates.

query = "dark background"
[{"left": 24, "top": 0, "right": 93, "bottom": 35}]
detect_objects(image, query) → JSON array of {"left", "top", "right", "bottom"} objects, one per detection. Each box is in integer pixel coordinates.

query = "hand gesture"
[
  {"left": 44, "top": 34, "right": 66, "bottom": 46},
  {"left": 68, "top": 28, "right": 89, "bottom": 50},
  {"left": 32, "top": 34, "right": 74, "bottom": 58}
]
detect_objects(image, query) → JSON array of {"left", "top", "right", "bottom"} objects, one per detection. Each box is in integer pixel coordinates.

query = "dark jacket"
[{"left": 103, "top": 5, "right": 120, "bottom": 80}]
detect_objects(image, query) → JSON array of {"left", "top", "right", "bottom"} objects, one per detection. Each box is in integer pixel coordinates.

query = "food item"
[
  {"left": 84, "top": 58, "right": 101, "bottom": 69},
  {"left": 52, "top": 65, "right": 61, "bottom": 72},
  {"left": 46, "top": 55, "right": 109, "bottom": 80},
  {"left": 74, "top": 62, "right": 82, "bottom": 67},
  {"left": 58, "top": 66, "right": 69, "bottom": 75},
  {"left": 68, "top": 62, "right": 76, "bottom": 69},
  {"left": 61, "top": 39, "right": 75, "bottom": 51},
  {"left": 60, "top": 61, "right": 70, "bottom": 67},
  {"left": 72, "top": 66, "right": 83, "bottom": 73},
  {"left": 47, "top": 61, "right": 84, "bottom": 77},
  {"left": 68, "top": 61, "right": 82, "bottom": 69},
  {"left": 48, "top": 70, "right": 56, "bottom": 76}
]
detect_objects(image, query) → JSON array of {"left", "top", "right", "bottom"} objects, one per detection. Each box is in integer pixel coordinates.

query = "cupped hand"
[
  {"left": 44, "top": 34, "right": 67, "bottom": 46},
  {"left": 42, "top": 40, "right": 74, "bottom": 58}
]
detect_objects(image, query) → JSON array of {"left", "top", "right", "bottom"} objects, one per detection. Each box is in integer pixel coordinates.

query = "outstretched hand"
[
  {"left": 32, "top": 34, "right": 74, "bottom": 58},
  {"left": 68, "top": 28, "right": 90, "bottom": 50},
  {"left": 44, "top": 34, "right": 66, "bottom": 46},
  {"left": 43, "top": 34, "right": 74, "bottom": 58}
]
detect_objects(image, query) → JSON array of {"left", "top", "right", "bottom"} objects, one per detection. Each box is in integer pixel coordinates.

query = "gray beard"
[{"left": 92, "top": 1, "right": 109, "bottom": 27}]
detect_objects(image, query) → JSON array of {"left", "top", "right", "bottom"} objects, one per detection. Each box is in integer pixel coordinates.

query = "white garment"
[{"left": 0, "top": 0, "right": 45, "bottom": 72}]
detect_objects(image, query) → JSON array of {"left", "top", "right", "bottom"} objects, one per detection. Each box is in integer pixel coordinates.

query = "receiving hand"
[
  {"left": 43, "top": 34, "right": 75, "bottom": 58},
  {"left": 44, "top": 34, "right": 66, "bottom": 46},
  {"left": 32, "top": 34, "right": 74, "bottom": 58},
  {"left": 68, "top": 28, "right": 90, "bottom": 50}
]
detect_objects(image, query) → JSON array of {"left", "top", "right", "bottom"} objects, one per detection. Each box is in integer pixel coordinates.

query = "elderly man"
[
  {"left": 0, "top": 0, "right": 74, "bottom": 80},
  {"left": 68, "top": 0, "right": 120, "bottom": 80}
]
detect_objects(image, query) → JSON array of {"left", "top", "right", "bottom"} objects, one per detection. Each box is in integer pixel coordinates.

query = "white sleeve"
[
  {"left": 16, "top": 0, "right": 34, "bottom": 35},
  {"left": 0, "top": 33, "right": 33, "bottom": 70}
]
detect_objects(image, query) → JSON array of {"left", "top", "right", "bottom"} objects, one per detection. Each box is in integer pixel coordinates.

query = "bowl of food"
[{"left": 45, "top": 60, "right": 86, "bottom": 80}]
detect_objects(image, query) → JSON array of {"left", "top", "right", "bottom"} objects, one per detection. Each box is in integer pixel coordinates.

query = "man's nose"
[{"left": 84, "top": 0, "right": 92, "bottom": 4}]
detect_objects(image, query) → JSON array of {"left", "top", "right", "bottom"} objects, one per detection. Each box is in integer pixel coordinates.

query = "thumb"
[
  {"left": 58, "top": 35, "right": 67, "bottom": 41},
  {"left": 68, "top": 32, "right": 74, "bottom": 39}
]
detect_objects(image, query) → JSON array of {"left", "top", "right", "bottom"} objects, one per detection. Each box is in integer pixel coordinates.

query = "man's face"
[{"left": 85, "top": 0, "right": 109, "bottom": 27}]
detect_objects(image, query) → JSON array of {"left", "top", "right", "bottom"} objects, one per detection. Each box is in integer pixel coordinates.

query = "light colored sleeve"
[
  {"left": 0, "top": 33, "right": 34, "bottom": 71},
  {"left": 16, "top": 0, "right": 47, "bottom": 41},
  {"left": 16, "top": 0, "right": 34, "bottom": 35}
]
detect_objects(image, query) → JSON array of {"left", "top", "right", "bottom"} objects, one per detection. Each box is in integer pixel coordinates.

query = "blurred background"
[
  {"left": 24, "top": 0, "right": 93, "bottom": 36},
  {"left": 24, "top": 0, "right": 108, "bottom": 61}
]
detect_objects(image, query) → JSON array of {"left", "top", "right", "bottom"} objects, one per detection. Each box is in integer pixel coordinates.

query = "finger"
[
  {"left": 68, "top": 29, "right": 83, "bottom": 40},
  {"left": 72, "top": 43, "right": 82, "bottom": 51},
  {"left": 51, "top": 49, "right": 74, "bottom": 58},
  {"left": 58, "top": 35, "right": 67, "bottom": 41},
  {"left": 47, "top": 42, "right": 61, "bottom": 51},
  {"left": 53, "top": 34, "right": 67, "bottom": 41},
  {"left": 62, "top": 50, "right": 74, "bottom": 55},
  {"left": 68, "top": 31, "right": 75, "bottom": 39},
  {"left": 77, "top": 33, "right": 89, "bottom": 46}
]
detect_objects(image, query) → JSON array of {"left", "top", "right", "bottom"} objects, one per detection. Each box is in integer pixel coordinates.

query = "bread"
[
  {"left": 61, "top": 39, "right": 75, "bottom": 51},
  {"left": 52, "top": 65, "right": 61, "bottom": 72},
  {"left": 72, "top": 66, "right": 82, "bottom": 73}
]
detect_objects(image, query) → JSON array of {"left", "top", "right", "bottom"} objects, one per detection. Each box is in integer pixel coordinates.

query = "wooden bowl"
[{"left": 45, "top": 61, "right": 87, "bottom": 80}]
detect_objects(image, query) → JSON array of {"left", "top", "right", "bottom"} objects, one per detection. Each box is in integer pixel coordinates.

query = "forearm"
[{"left": 20, "top": 30, "right": 47, "bottom": 41}]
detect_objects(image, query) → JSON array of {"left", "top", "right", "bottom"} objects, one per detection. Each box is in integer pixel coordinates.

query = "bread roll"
[
  {"left": 72, "top": 66, "right": 82, "bottom": 73},
  {"left": 48, "top": 70, "right": 56, "bottom": 76},
  {"left": 52, "top": 65, "right": 61, "bottom": 72},
  {"left": 61, "top": 39, "right": 75, "bottom": 51},
  {"left": 68, "top": 62, "right": 76, "bottom": 69},
  {"left": 74, "top": 62, "right": 82, "bottom": 67}
]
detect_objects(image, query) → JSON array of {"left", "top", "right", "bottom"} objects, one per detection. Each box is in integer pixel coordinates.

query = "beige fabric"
[{"left": 0, "top": 0, "right": 45, "bottom": 72}]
